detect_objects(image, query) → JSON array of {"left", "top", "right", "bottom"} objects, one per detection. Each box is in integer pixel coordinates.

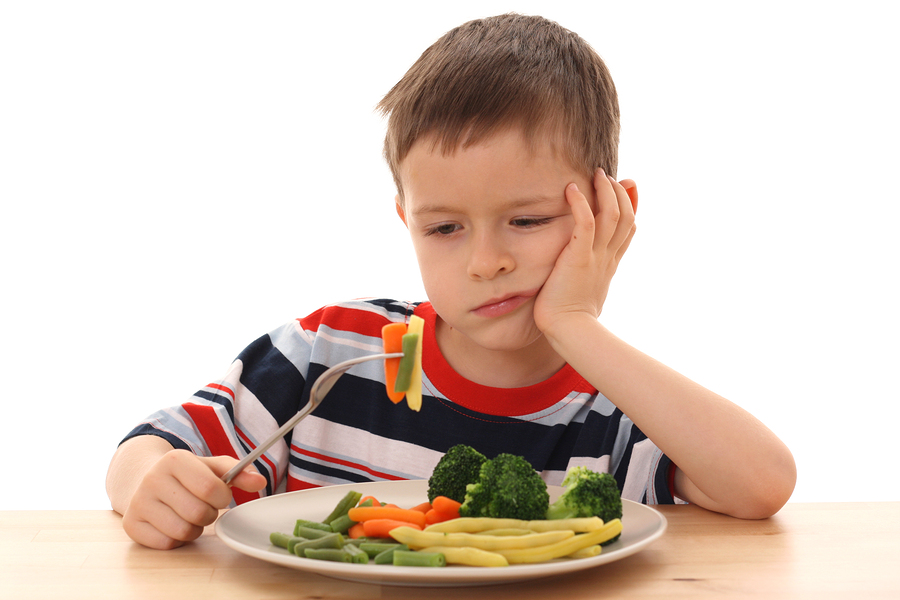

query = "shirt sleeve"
[
  {"left": 120, "top": 320, "right": 314, "bottom": 503},
  {"left": 621, "top": 438, "right": 677, "bottom": 505}
]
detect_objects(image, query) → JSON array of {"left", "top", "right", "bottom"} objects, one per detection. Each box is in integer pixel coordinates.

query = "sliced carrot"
[
  {"left": 425, "top": 508, "right": 457, "bottom": 524},
  {"left": 347, "top": 506, "right": 427, "bottom": 528},
  {"left": 382, "top": 323, "right": 407, "bottom": 404},
  {"left": 358, "top": 495, "right": 380, "bottom": 507},
  {"left": 431, "top": 495, "right": 462, "bottom": 519},
  {"left": 362, "top": 518, "right": 422, "bottom": 539},
  {"left": 409, "top": 501, "right": 433, "bottom": 514},
  {"left": 347, "top": 522, "right": 366, "bottom": 539}
]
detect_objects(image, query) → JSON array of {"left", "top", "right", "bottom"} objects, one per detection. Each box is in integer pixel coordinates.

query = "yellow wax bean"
[
  {"left": 389, "top": 526, "right": 573, "bottom": 551},
  {"left": 417, "top": 546, "right": 509, "bottom": 567},
  {"left": 478, "top": 528, "right": 533, "bottom": 536},
  {"left": 404, "top": 316, "right": 424, "bottom": 411},
  {"left": 496, "top": 519, "right": 622, "bottom": 564},
  {"left": 568, "top": 545, "right": 602, "bottom": 559},
  {"left": 424, "top": 516, "right": 604, "bottom": 534}
]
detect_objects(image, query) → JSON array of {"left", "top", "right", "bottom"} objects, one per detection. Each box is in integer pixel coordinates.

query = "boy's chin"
[{"left": 449, "top": 320, "right": 547, "bottom": 354}]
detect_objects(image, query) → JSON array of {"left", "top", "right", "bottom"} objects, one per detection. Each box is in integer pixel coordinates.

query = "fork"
[{"left": 220, "top": 352, "right": 403, "bottom": 484}]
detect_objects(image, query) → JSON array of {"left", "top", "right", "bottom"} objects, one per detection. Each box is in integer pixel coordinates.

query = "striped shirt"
[{"left": 123, "top": 298, "right": 675, "bottom": 506}]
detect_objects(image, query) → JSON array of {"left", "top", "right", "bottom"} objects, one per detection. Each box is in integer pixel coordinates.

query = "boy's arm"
[
  {"left": 534, "top": 171, "right": 796, "bottom": 519},
  {"left": 106, "top": 435, "right": 266, "bottom": 549},
  {"left": 545, "top": 315, "right": 795, "bottom": 518}
]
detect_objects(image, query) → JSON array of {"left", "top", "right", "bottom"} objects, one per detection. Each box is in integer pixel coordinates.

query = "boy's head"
[{"left": 378, "top": 13, "right": 620, "bottom": 205}]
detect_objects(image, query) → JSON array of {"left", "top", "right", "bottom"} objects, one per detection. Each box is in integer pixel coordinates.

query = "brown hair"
[{"left": 377, "top": 13, "right": 620, "bottom": 201}]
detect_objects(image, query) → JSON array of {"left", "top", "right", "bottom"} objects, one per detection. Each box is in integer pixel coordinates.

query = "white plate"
[{"left": 215, "top": 479, "right": 666, "bottom": 587}]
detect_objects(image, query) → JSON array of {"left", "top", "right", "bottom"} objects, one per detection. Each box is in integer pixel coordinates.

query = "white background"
[{"left": 1, "top": 1, "right": 897, "bottom": 510}]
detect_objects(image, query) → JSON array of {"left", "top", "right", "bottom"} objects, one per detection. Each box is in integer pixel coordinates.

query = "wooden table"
[{"left": 2, "top": 502, "right": 898, "bottom": 599}]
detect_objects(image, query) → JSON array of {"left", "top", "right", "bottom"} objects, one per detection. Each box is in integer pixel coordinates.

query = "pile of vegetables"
[
  {"left": 269, "top": 445, "right": 625, "bottom": 567},
  {"left": 269, "top": 490, "right": 464, "bottom": 566},
  {"left": 269, "top": 488, "right": 621, "bottom": 567}
]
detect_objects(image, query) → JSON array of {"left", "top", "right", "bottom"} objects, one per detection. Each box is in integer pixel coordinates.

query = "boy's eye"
[
  {"left": 511, "top": 217, "right": 554, "bottom": 228},
  {"left": 425, "top": 223, "right": 461, "bottom": 236}
]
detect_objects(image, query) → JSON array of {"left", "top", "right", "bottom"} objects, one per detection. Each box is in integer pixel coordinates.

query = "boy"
[{"left": 107, "top": 14, "right": 796, "bottom": 550}]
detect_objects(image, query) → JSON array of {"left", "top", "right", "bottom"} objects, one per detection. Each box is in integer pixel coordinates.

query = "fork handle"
[{"left": 220, "top": 352, "right": 403, "bottom": 485}]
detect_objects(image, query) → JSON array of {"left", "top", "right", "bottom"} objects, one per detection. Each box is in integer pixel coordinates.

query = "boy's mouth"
[{"left": 472, "top": 289, "right": 539, "bottom": 318}]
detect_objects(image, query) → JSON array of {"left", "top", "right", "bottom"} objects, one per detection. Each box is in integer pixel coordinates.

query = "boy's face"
[{"left": 397, "top": 128, "right": 596, "bottom": 365}]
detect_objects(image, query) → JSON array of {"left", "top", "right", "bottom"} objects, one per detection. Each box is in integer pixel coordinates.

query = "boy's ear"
[
  {"left": 395, "top": 195, "right": 408, "bottom": 226},
  {"left": 619, "top": 179, "right": 638, "bottom": 214}
]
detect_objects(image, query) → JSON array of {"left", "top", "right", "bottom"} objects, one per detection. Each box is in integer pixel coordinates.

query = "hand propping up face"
[{"left": 533, "top": 168, "right": 638, "bottom": 339}]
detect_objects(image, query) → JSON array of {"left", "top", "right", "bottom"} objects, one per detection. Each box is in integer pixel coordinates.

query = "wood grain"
[{"left": 2, "top": 503, "right": 898, "bottom": 599}]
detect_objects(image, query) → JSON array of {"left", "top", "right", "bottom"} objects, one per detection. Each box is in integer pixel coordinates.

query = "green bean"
[
  {"left": 292, "top": 532, "right": 344, "bottom": 556},
  {"left": 343, "top": 536, "right": 393, "bottom": 546},
  {"left": 287, "top": 536, "right": 312, "bottom": 554},
  {"left": 328, "top": 513, "right": 357, "bottom": 534},
  {"left": 269, "top": 532, "right": 296, "bottom": 549},
  {"left": 322, "top": 490, "right": 363, "bottom": 524},
  {"left": 296, "top": 526, "right": 333, "bottom": 540},
  {"left": 393, "top": 333, "right": 420, "bottom": 392},
  {"left": 359, "top": 542, "right": 402, "bottom": 558},
  {"left": 393, "top": 550, "right": 446, "bottom": 567},
  {"left": 374, "top": 544, "right": 409, "bottom": 565},
  {"left": 294, "top": 519, "right": 332, "bottom": 535},
  {"left": 303, "top": 548, "right": 354, "bottom": 563},
  {"left": 342, "top": 543, "right": 370, "bottom": 564}
]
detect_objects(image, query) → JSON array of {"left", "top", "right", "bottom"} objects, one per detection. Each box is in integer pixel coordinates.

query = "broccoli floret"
[
  {"left": 458, "top": 453, "right": 550, "bottom": 521},
  {"left": 546, "top": 466, "right": 623, "bottom": 523},
  {"left": 427, "top": 444, "right": 487, "bottom": 503}
]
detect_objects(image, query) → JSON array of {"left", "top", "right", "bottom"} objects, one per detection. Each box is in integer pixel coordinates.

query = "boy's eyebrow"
[{"left": 411, "top": 194, "right": 564, "bottom": 216}]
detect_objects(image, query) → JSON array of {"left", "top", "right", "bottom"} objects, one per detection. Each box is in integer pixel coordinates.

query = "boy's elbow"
[
  {"left": 736, "top": 455, "right": 798, "bottom": 520},
  {"left": 734, "top": 488, "right": 792, "bottom": 520}
]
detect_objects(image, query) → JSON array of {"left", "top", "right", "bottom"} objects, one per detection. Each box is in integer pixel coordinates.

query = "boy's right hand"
[{"left": 121, "top": 449, "right": 267, "bottom": 550}]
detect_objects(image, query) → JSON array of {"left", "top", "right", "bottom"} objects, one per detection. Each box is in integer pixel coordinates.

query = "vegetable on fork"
[
  {"left": 382, "top": 315, "right": 425, "bottom": 412},
  {"left": 381, "top": 323, "right": 407, "bottom": 404},
  {"left": 222, "top": 317, "right": 426, "bottom": 484},
  {"left": 221, "top": 348, "right": 406, "bottom": 484}
]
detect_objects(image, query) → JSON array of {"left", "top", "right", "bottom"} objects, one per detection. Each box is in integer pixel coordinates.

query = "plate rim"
[{"left": 215, "top": 479, "right": 666, "bottom": 587}]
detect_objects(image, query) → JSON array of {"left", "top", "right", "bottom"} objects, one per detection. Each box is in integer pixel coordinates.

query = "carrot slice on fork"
[{"left": 382, "top": 323, "right": 407, "bottom": 404}]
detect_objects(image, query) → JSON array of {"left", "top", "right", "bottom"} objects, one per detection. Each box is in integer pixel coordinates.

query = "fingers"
[
  {"left": 593, "top": 169, "right": 636, "bottom": 256},
  {"left": 230, "top": 468, "right": 269, "bottom": 492},
  {"left": 172, "top": 454, "right": 236, "bottom": 508},
  {"left": 123, "top": 496, "right": 204, "bottom": 550},
  {"left": 198, "top": 455, "right": 267, "bottom": 494},
  {"left": 123, "top": 451, "right": 267, "bottom": 549},
  {"left": 564, "top": 182, "right": 597, "bottom": 262},
  {"left": 613, "top": 179, "right": 638, "bottom": 262}
]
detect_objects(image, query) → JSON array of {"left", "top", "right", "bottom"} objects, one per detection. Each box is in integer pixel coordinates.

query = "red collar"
[{"left": 413, "top": 302, "right": 596, "bottom": 417}]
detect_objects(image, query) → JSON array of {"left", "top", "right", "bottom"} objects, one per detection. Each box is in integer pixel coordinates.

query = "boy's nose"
[{"left": 467, "top": 234, "right": 514, "bottom": 280}]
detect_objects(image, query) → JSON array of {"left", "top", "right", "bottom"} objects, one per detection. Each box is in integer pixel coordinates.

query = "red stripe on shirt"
[
  {"left": 182, "top": 402, "right": 259, "bottom": 505},
  {"left": 235, "top": 426, "right": 278, "bottom": 483},
  {"left": 287, "top": 475, "right": 321, "bottom": 492},
  {"left": 299, "top": 304, "right": 396, "bottom": 339},
  {"left": 207, "top": 382, "right": 235, "bottom": 401},
  {"left": 291, "top": 444, "right": 407, "bottom": 481}
]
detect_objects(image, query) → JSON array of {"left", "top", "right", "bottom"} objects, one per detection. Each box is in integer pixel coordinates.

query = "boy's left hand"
[{"left": 533, "top": 169, "right": 638, "bottom": 338}]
